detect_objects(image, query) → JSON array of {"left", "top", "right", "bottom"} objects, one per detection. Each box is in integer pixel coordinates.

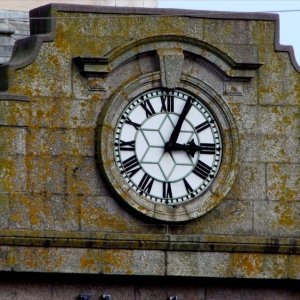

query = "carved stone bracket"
[
  {"left": 157, "top": 48, "right": 184, "bottom": 89},
  {"left": 73, "top": 57, "right": 110, "bottom": 77}
]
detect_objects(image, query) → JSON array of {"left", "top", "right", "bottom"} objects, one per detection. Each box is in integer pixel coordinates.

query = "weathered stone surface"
[
  {"left": 0, "top": 100, "right": 29, "bottom": 126},
  {"left": 0, "top": 193, "right": 9, "bottom": 228},
  {"left": 203, "top": 19, "right": 259, "bottom": 46},
  {"left": 170, "top": 199, "right": 253, "bottom": 236},
  {"left": 30, "top": 97, "right": 105, "bottom": 129},
  {"left": 167, "top": 252, "right": 231, "bottom": 277},
  {"left": 288, "top": 255, "right": 300, "bottom": 279},
  {"left": 66, "top": 157, "right": 108, "bottom": 195},
  {"left": 0, "top": 127, "right": 26, "bottom": 155},
  {"left": 79, "top": 196, "right": 142, "bottom": 232},
  {"left": 28, "top": 156, "right": 66, "bottom": 194},
  {"left": 9, "top": 193, "right": 31, "bottom": 229},
  {"left": 27, "top": 128, "right": 95, "bottom": 156},
  {"left": 30, "top": 194, "right": 79, "bottom": 231},
  {"left": 0, "top": 155, "right": 26, "bottom": 193},
  {"left": 226, "top": 163, "right": 266, "bottom": 200},
  {"left": 258, "top": 52, "right": 300, "bottom": 106},
  {"left": 257, "top": 106, "right": 300, "bottom": 136},
  {"left": 253, "top": 200, "right": 300, "bottom": 237},
  {"left": 240, "top": 134, "right": 300, "bottom": 163},
  {"left": 267, "top": 163, "right": 300, "bottom": 202},
  {"left": 230, "top": 253, "right": 288, "bottom": 279}
]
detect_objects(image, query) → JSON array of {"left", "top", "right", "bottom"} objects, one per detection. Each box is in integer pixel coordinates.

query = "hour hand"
[
  {"left": 165, "top": 96, "right": 192, "bottom": 151},
  {"left": 168, "top": 139, "right": 218, "bottom": 157}
]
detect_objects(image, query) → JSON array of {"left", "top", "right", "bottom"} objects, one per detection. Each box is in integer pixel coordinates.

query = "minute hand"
[
  {"left": 169, "top": 139, "right": 217, "bottom": 157},
  {"left": 165, "top": 96, "right": 192, "bottom": 151}
]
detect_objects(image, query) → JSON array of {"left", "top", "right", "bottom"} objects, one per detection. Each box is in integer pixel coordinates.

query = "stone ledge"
[
  {"left": 0, "top": 93, "right": 29, "bottom": 102},
  {"left": 0, "top": 229, "right": 298, "bottom": 254}
]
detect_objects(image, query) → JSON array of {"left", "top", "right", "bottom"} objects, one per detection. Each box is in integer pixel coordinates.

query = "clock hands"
[
  {"left": 164, "top": 96, "right": 219, "bottom": 157},
  {"left": 167, "top": 139, "right": 220, "bottom": 157},
  {"left": 165, "top": 96, "right": 193, "bottom": 152}
]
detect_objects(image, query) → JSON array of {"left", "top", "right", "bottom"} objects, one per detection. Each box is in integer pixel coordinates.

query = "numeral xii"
[{"left": 160, "top": 94, "right": 174, "bottom": 112}]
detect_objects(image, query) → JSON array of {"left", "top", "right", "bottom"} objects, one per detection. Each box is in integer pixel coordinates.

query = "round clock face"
[{"left": 113, "top": 89, "right": 222, "bottom": 205}]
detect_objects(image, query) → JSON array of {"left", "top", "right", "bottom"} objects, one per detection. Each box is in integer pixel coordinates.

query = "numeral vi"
[{"left": 162, "top": 182, "right": 173, "bottom": 199}]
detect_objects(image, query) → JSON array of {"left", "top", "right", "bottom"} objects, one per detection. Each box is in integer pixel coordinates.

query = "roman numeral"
[
  {"left": 160, "top": 94, "right": 174, "bottom": 112},
  {"left": 138, "top": 173, "right": 154, "bottom": 194},
  {"left": 195, "top": 120, "right": 210, "bottom": 133},
  {"left": 200, "top": 143, "right": 216, "bottom": 154},
  {"left": 192, "top": 160, "right": 212, "bottom": 180},
  {"left": 121, "top": 154, "right": 141, "bottom": 177},
  {"left": 118, "top": 140, "right": 135, "bottom": 151},
  {"left": 140, "top": 99, "right": 155, "bottom": 118},
  {"left": 124, "top": 117, "right": 141, "bottom": 130},
  {"left": 183, "top": 178, "right": 193, "bottom": 194},
  {"left": 162, "top": 182, "right": 173, "bottom": 199}
]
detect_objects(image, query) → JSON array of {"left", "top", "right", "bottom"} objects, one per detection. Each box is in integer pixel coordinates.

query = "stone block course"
[
  {"left": 0, "top": 127, "right": 26, "bottom": 155},
  {"left": 239, "top": 134, "right": 300, "bottom": 163},
  {"left": 253, "top": 200, "right": 300, "bottom": 237},
  {"left": 203, "top": 19, "right": 259, "bottom": 45},
  {"left": 66, "top": 157, "right": 106, "bottom": 195},
  {"left": 27, "top": 156, "right": 66, "bottom": 194},
  {"left": 27, "top": 128, "right": 95, "bottom": 156},
  {"left": 0, "top": 100, "right": 29, "bottom": 126},
  {"left": 9, "top": 193, "right": 31, "bottom": 229},
  {"left": 0, "top": 155, "right": 27, "bottom": 193},
  {"left": 30, "top": 97, "right": 104, "bottom": 128},
  {"left": 226, "top": 163, "right": 266, "bottom": 200},
  {"left": 169, "top": 199, "right": 253, "bottom": 236}
]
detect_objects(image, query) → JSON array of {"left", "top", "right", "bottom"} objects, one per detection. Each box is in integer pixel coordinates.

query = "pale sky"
[{"left": 158, "top": 0, "right": 300, "bottom": 64}]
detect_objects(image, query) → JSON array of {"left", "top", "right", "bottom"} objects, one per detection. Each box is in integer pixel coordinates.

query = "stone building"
[{"left": 0, "top": 3, "right": 299, "bottom": 299}]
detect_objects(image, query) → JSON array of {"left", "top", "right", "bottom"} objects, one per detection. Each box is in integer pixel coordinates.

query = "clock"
[
  {"left": 113, "top": 89, "right": 222, "bottom": 205},
  {"left": 97, "top": 80, "right": 237, "bottom": 223}
]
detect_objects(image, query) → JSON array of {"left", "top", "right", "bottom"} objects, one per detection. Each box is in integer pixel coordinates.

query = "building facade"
[{"left": 0, "top": 3, "right": 299, "bottom": 299}]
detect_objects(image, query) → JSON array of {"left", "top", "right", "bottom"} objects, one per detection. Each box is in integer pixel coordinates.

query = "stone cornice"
[{"left": 0, "top": 229, "right": 298, "bottom": 254}]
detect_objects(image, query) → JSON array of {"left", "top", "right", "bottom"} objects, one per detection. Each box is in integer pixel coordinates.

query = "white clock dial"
[{"left": 114, "top": 89, "right": 222, "bottom": 205}]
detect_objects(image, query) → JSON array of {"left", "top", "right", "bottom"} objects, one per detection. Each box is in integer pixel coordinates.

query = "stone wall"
[{"left": 0, "top": 3, "right": 299, "bottom": 288}]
